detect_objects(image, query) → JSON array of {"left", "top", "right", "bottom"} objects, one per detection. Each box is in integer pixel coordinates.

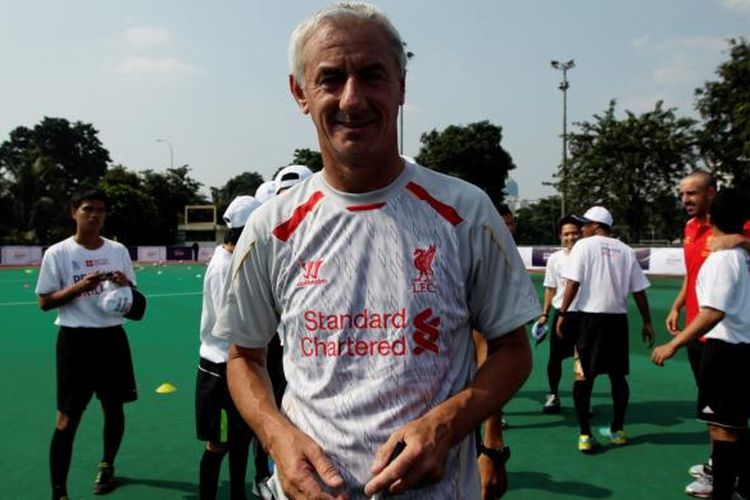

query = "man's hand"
[
  {"left": 271, "top": 427, "right": 346, "bottom": 500},
  {"left": 651, "top": 342, "right": 677, "bottom": 366},
  {"left": 537, "top": 314, "right": 548, "bottom": 326},
  {"left": 478, "top": 454, "right": 508, "bottom": 499},
  {"left": 109, "top": 270, "right": 130, "bottom": 287},
  {"left": 642, "top": 323, "right": 655, "bottom": 348},
  {"left": 364, "top": 414, "right": 453, "bottom": 496},
  {"left": 665, "top": 309, "right": 681, "bottom": 336},
  {"left": 78, "top": 271, "right": 105, "bottom": 293}
]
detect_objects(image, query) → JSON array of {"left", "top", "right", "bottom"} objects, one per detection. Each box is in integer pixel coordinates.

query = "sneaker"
[
  {"left": 501, "top": 417, "right": 508, "bottom": 428},
  {"left": 688, "top": 460, "right": 712, "bottom": 478},
  {"left": 93, "top": 462, "right": 116, "bottom": 495},
  {"left": 578, "top": 434, "right": 599, "bottom": 453},
  {"left": 542, "top": 394, "right": 561, "bottom": 414},
  {"left": 598, "top": 426, "right": 627, "bottom": 446},
  {"left": 685, "top": 475, "right": 713, "bottom": 498},
  {"left": 251, "top": 477, "right": 275, "bottom": 500}
]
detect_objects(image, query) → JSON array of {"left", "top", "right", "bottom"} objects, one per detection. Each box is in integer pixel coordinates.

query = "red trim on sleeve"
[
  {"left": 272, "top": 191, "right": 325, "bottom": 242},
  {"left": 346, "top": 202, "right": 386, "bottom": 212},
  {"left": 405, "top": 182, "right": 463, "bottom": 226}
]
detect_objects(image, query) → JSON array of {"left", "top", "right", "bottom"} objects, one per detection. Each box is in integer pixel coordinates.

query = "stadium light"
[
  {"left": 551, "top": 59, "right": 575, "bottom": 219},
  {"left": 156, "top": 138, "right": 174, "bottom": 169}
]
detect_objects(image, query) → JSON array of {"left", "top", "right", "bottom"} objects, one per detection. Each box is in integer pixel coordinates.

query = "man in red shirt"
[{"left": 666, "top": 170, "right": 750, "bottom": 498}]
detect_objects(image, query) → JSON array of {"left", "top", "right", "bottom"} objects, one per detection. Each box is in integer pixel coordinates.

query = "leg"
[
  {"left": 200, "top": 442, "right": 227, "bottom": 500},
  {"left": 50, "top": 410, "right": 83, "bottom": 499},
  {"left": 101, "top": 400, "right": 125, "bottom": 465},
  {"left": 709, "top": 425, "right": 741, "bottom": 500},
  {"left": 573, "top": 377, "right": 595, "bottom": 435},
  {"left": 608, "top": 374, "right": 629, "bottom": 432},
  {"left": 736, "top": 430, "right": 749, "bottom": 498},
  {"left": 227, "top": 415, "right": 251, "bottom": 500}
]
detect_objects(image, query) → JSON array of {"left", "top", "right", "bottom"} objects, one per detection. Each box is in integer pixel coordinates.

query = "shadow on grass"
[
  {"left": 509, "top": 471, "right": 613, "bottom": 498},
  {"left": 117, "top": 476, "right": 197, "bottom": 496}
]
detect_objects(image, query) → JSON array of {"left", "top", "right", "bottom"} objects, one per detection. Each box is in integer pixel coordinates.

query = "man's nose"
[{"left": 340, "top": 77, "right": 366, "bottom": 112}]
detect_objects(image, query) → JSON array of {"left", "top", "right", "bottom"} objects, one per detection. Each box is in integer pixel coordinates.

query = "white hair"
[{"left": 288, "top": 2, "right": 407, "bottom": 87}]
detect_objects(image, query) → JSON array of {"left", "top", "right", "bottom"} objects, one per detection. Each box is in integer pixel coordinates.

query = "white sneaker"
[
  {"left": 542, "top": 394, "right": 561, "bottom": 413},
  {"left": 685, "top": 475, "right": 713, "bottom": 498},
  {"left": 688, "top": 459, "right": 712, "bottom": 478}
]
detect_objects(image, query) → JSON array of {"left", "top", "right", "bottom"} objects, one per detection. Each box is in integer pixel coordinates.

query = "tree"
[
  {"left": 141, "top": 166, "right": 207, "bottom": 244},
  {"left": 414, "top": 120, "right": 515, "bottom": 208},
  {"left": 291, "top": 148, "right": 323, "bottom": 172},
  {"left": 515, "top": 196, "right": 562, "bottom": 245},
  {"left": 100, "top": 165, "right": 161, "bottom": 245},
  {"left": 695, "top": 38, "right": 750, "bottom": 192},
  {"left": 210, "top": 171, "right": 264, "bottom": 217},
  {"left": 563, "top": 100, "right": 697, "bottom": 242},
  {"left": 0, "top": 117, "right": 111, "bottom": 243}
]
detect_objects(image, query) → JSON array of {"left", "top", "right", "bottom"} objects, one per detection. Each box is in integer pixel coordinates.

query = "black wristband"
[{"left": 479, "top": 444, "right": 511, "bottom": 465}]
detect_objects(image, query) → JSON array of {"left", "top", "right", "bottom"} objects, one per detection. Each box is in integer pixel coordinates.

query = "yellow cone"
[{"left": 156, "top": 382, "right": 177, "bottom": 394}]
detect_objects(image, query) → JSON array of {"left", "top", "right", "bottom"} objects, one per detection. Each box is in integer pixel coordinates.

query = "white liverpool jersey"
[{"left": 217, "top": 160, "right": 540, "bottom": 498}]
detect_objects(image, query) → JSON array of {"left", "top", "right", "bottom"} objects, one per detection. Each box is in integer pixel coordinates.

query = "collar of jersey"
[{"left": 313, "top": 160, "right": 416, "bottom": 210}]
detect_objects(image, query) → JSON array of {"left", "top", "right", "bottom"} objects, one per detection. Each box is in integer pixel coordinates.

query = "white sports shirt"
[
  {"left": 36, "top": 236, "right": 136, "bottom": 328},
  {"left": 543, "top": 249, "right": 579, "bottom": 311},
  {"left": 216, "top": 160, "right": 540, "bottom": 499},
  {"left": 199, "top": 245, "right": 232, "bottom": 363},
  {"left": 697, "top": 248, "right": 750, "bottom": 344},
  {"left": 562, "top": 235, "right": 649, "bottom": 314}
]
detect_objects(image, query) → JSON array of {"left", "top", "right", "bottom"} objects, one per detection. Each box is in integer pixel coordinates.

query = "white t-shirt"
[
  {"left": 697, "top": 248, "right": 750, "bottom": 344},
  {"left": 543, "top": 249, "right": 578, "bottom": 311},
  {"left": 216, "top": 161, "right": 540, "bottom": 499},
  {"left": 562, "top": 235, "right": 649, "bottom": 314},
  {"left": 36, "top": 236, "right": 136, "bottom": 328},
  {"left": 199, "top": 245, "right": 232, "bottom": 363}
]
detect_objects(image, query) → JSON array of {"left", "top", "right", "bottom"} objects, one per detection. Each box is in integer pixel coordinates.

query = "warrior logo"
[
  {"left": 297, "top": 260, "right": 327, "bottom": 287},
  {"left": 412, "top": 308, "right": 440, "bottom": 355},
  {"left": 412, "top": 245, "right": 437, "bottom": 293}
]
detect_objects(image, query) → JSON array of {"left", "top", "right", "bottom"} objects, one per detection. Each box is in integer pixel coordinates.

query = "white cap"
[
  {"left": 255, "top": 180, "right": 278, "bottom": 204},
  {"left": 223, "top": 195, "right": 261, "bottom": 228},
  {"left": 578, "top": 206, "right": 613, "bottom": 227},
  {"left": 530, "top": 319, "right": 548, "bottom": 345},
  {"left": 98, "top": 280, "right": 134, "bottom": 316},
  {"left": 274, "top": 165, "right": 313, "bottom": 194}
]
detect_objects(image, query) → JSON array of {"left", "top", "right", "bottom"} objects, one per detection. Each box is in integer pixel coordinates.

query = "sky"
[{"left": 1, "top": 0, "right": 749, "bottom": 202}]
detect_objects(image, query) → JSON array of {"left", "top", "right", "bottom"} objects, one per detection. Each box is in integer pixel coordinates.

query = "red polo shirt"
[{"left": 684, "top": 218, "right": 750, "bottom": 324}]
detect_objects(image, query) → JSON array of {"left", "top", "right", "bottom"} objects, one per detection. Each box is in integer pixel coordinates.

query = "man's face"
[
  {"left": 560, "top": 223, "right": 580, "bottom": 249},
  {"left": 581, "top": 222, "right": 597, "bottom": 237},
  {"left": 71, "top": 199, "right": 106, "bottom": 234},
  {"left": 290, "top": 19, "right": 405, "bottom": 164},
  {"left": 679, "top": 177, "right": 714, "bottom": 218}
]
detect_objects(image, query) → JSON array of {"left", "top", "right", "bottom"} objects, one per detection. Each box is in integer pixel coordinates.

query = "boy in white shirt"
[{"left": 652, "top": 189, "right": 750, "bottom": 500}]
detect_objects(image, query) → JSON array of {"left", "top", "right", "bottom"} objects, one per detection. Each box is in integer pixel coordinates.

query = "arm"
[
  {"left": 651, "top": 307, "right": 724, "bottom": 365},
  {"left": 666, "top": 277, "right": 687, "bottom": 335},
  {"left": 227, "top": 344, "right": 345, "bottom": 500},
  {"left": 708, "top": 234, "right": 750, "bottom": 252},
  {"left": 478, "top": 388, "right": 508, "bottom": 499},
  {"left": 37, "top": 271, "right": 102, "bottom": 311},
  {"left": 364, "top": 327, "right": 531, "bottom": 496},
  {"left": 538, "top": 287, "right": 555, "bottom": 326},
  {"left": 556, "top": 280, "right": 579, "bottom": 339},
  {"left": 633, "top": 290, "right": 654, "bottom": 347}
]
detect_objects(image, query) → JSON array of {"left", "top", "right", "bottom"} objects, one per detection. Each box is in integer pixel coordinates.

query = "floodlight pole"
[
  {"left": 551, "top": 59, "right": 575, "bottom": 219},
  {"left": 156, "top": 138, "right": 174, "bottom": 169}
]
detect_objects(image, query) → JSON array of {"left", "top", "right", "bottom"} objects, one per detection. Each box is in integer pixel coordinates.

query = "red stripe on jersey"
[
  {"left": 346, "top": 202, "right": 386, "bottom": 212},
  {"left": 405, "top": 182, "right": 463, "bottom": 225},
  {"left": 272, "top": 191, "right": 325, "bottom": 242}
]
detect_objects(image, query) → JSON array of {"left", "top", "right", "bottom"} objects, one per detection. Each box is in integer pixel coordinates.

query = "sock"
[
  {"left": 573, "top": 379, "right": 594, "bottom": 435},
  {"left": 228, "top": 432, "right": 250, "bottom": 500},
  {"left": 712, "top": 440, "right": 741, "bottom": 500},
  {"left": 609, "top": 375, "right": 629, "bottom": 432},
  {"left": 102, "top": 403, "right": 125, "bottom": 465},
  {"left": 200, "top": 448, "right": 225, "bottom": 500},
  {"left": 547, "top": 356, "right": 562, "bottom": 396},
  {"left": 50, "top": 416, "right": 81, "bottom": 499}
]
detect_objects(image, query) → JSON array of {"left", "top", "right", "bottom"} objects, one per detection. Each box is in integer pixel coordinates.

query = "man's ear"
[
  {"left": 399, "top": 75, "right": 406, "bottom": 106},
  {"left": 289, "top": 74, "right": 309, "bottom": 114}
]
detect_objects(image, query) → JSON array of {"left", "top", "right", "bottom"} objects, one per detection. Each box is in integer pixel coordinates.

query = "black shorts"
[
  {"left": 56, "top": 326, "right": 137, "bottom": 416},
  {"left": 267, "top": 335, "right": 286, "bottom": 406},
  {"left": 576, "top": 313, "right": 629, "bottom": 378},
  {"left": 686, "top": 339, "right": 705, "bottom": 387},
  {"left": 195, "top": 357, "right": 251, "bottom": 443},
  {"left": 550, "top": 310, "right": 579, "bottom": 361},
  {"left": 697, "top": 339, "right": 750, "bottom": 429}
]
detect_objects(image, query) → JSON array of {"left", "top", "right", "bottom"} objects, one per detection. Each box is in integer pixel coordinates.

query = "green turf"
[{"left": 0, "top": 266, "right": 703, "bottom": 499}]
